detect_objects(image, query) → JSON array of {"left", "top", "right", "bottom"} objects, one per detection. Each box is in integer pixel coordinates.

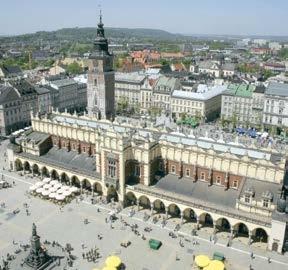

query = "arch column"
[
  {"left": 136, "top": 198, "right": 140, "bottom": 211},
  {"left": 248, "top": 230, "right": 252, "bottom": 245},
  {"left": 165, "top": 206, "right": 169, "bottom": 219},
  {"left": 213, "top": 224, "right": 217, "bottom": 234},
  {"left": 150, "top": 203, "right": 154, "bottom": 215},
  {"left": 80, "top": 182, "right": 83, "bottom": 194},
  {"left": 196, "top": 216, "right": 200, "bottom": 230},
  {"left": 91, "top": 184, "right": 95, "bottom": 197},
  {"left": 180, "top": 212, "right": 184, "bottom": 225}
]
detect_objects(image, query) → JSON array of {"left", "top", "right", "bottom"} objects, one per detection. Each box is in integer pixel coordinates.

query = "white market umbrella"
[
  {"left": 55, "top": 194, "right": 65, "bottom": 201},
  {"left": 61, "top": 186, "right": 70, "bottom": 191},
  {"left": 43, "top": 184, "right": 52, "bottom": 190},
  {"left": 35, "top": 181, "right": 44, "bottom": 187},
  {"left": 50, "top": 180, "right": 59, "bottom": 185},
  {"left": 49, "top": 192, "right": 57, "bottom": 199},
  {"left": 49, "top": 186, "right": 59, "bottom": 193},
  {"left": 29, "top": 185, "right": 37, "bottom": 191},
  {"left": 70, "top": 187, "right": 78, "bottom": 193},
  {"left": 57, "top": 189, "right": 63, "bottom": 194},
  {"left": 53, "top": 183, "right": 62, "bottom": 189},
  {"left": 42, "top": 178, "right": 51, "bottom": 183},
  {"left": 36, "top": 187, "right": 44, "bottom": 194},
  {"left": 62, "top": 190, "right": 72, "bottom": 196},
  {"left": 42, "top": 190, "right": 51, "bottom": 196}
]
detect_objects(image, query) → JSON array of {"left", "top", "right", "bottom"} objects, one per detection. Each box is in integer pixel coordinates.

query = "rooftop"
[
  {"left": 172, "top": 84, "right": 227, "bottom": 101},
  {"left": 115, "top": 72, "right": 146, "bottom": 84},
  {"left": 223, "top": 84, "right": 256, "bottom": 98},
  {"left": 50, "top": 79, "right": 77, "bottom": 89},
  {"left": 0, "top": 85, "right": 20, "bottom": 104},
  {"left": 266, "top": 82, "right": 288, "bottom": 97}
]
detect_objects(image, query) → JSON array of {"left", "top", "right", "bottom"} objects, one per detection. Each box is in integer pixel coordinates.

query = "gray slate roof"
[
  {"left": 0, "top": 85, "right": 20, "bottom": 104},
  {"left": 154, "top": 174, "right": 238, "bottom": 208},
  {"left": 266, "top": 82, "right": 288, "bottom": 97}
]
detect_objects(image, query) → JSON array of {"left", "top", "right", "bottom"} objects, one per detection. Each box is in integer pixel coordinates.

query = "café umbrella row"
[{"left": 29, "top": 178, "right": 79, "bottom": 201}]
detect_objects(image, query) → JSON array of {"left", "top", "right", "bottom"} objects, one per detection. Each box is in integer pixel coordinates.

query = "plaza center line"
[{"left": 2, "top": 172, "right": 288, "bottom": 267}]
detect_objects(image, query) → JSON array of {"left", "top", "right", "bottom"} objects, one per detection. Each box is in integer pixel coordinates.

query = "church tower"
[{"left": 87, "top": 11, "right": 115, "bottom": 120}]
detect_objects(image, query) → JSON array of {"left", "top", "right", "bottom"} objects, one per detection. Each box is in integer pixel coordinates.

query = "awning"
[
  {"left": 195, "top": 255, "right": 210, "bottom": 268},
  {"left": 204, "top": 260, "right": 225, "bottom": 270},
  {"left": 105, "top": 256, "right": 122, "bottom": 268}
]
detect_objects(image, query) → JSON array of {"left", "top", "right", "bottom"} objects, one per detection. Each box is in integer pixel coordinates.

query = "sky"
[{"left": 1, "top": 0, "right": 288, "bottom": 36}]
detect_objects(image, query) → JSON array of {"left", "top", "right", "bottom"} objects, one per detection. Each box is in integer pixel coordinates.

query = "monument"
[{"left": 23, "top": 223, "right": 53, "bottom": 269}]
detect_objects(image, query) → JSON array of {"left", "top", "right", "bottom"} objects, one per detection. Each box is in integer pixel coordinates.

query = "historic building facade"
[{"left": 7, "top": 110, "right": 288, "bottom": 253}]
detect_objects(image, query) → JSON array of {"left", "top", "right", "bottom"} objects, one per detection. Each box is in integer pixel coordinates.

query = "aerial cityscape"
[{"left": 1, "top": 1, "right": 288, "bottom": 270}]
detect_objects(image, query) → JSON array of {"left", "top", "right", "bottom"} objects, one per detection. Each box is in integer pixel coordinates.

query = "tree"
[{"left": 66, "top": 62, "right": 83, "bottom": 75}]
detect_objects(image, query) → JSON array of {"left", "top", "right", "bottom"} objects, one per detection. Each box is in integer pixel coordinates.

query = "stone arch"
[
  {"left": 71, "top": 176, "right": 81, "bottom": 188},
  {"left": 82, "top": 179, "right": 92, "bottom": 191},
  {"left": 216, "top": 217, "right": 231, "bottom": 232},
  {"left": 15, "top": 159, "right": 23, "bottom": 171},
  {"left": 50, "top": 170, "right": 59, "bottom": 180},
  {"left": 32, "top": 164, "right": 40, "bottom": 175},
  {"left": 93, "top": 182, "right": 103, "bottom": 195},
  {"left": 138, "top": 195, "right": 151, "bottom": 209},
  {"left": 125, "top": 160, "right": 141, "bottom": 185},
  {"left": 41, "top": 167, "right": 49, "bottom": 177},
  {"left": 233, "top": 222, "right": 249, "bottom": 237},
  {"left": 199, "top": 212, "right": 214, "bottom": 227},
  {"left": 167, "top": 203, "right": 181, "bottom": 217},
  {"left": 153, "top": 199, "right": 166, "bottom": 213},
  {"left": 183, "top": 208, "right": 197, "bottom": 223},
  {"left": 252, "top": 227, "right": 268, "bottom": 243},
  {"left": 107, "top": 185, "right": 118, "bottom": 202},
  {"left": 60, "top": 173, "right": 69, "bottom": 184},
  {"left": 23, "top": 161, "right": 31, "bottom": 172},
  {"left": 125, "top": 192, "right": 137, "bottom": 206}
]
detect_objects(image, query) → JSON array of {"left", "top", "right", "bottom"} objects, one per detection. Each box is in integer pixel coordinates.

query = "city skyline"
[{"left": 1, "top": 0, "right": 288, "bottom": 36}]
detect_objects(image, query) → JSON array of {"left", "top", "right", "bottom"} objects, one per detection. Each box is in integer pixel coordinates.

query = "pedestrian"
[
  {"left": 250, "top": 252, "right": 254, "bottom": 259},
  {"left": 267, "top": 257, "right": 271, "bottom": 263}
]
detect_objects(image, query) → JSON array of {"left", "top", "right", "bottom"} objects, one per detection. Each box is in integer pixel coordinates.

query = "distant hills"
[
  {"left": 1, "top": 27, "right": 288, "bottom": 43},
  {"left": 0, "top": 27, "right": 186, "bottom": 43}
]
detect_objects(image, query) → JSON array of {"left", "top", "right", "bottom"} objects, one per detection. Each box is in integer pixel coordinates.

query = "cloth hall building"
[{"left": 7, "top": 17, "right": 288, "bottom": 254}]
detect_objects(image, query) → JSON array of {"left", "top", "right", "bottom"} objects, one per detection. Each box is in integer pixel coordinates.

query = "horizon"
[{"left": 1, "top": 0, "right": 288, "bottom": 36}]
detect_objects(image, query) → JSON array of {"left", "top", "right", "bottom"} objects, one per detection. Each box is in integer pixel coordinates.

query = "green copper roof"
[{"left": 224, "top": 84, "right": 256, "bottom": 98}]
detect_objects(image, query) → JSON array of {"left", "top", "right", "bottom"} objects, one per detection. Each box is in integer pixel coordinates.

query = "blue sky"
[{"left": 1, "top": 0, "right": 288, "bottom": 36}]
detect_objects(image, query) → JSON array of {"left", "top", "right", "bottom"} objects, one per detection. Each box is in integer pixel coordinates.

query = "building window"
[
  {"left": 108, "top": 159, "right": 116, "bottom": 178},
  {"left": 171, "top": 165, "right": 176, "bottom": 174},
  {"left": 200, "top": 172, "right": 205, "bottom": 180},
  {"left": 185, "top": 169, "right": 190, "bottom": 177},
  {"left": 216, "top": 176, "right": 221, "bottom": 185},
  {"left": 244, "top": 195, "right": 251, "bottom": 203},
  {"left": 135, "top": 165, "right": 140, "bottom": 176},
  {"left": 232, "top": 180, "right": 238, "bottom": 189},
  {"left": 263, "top": 199, "right": 269, "bottom": 208}
]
